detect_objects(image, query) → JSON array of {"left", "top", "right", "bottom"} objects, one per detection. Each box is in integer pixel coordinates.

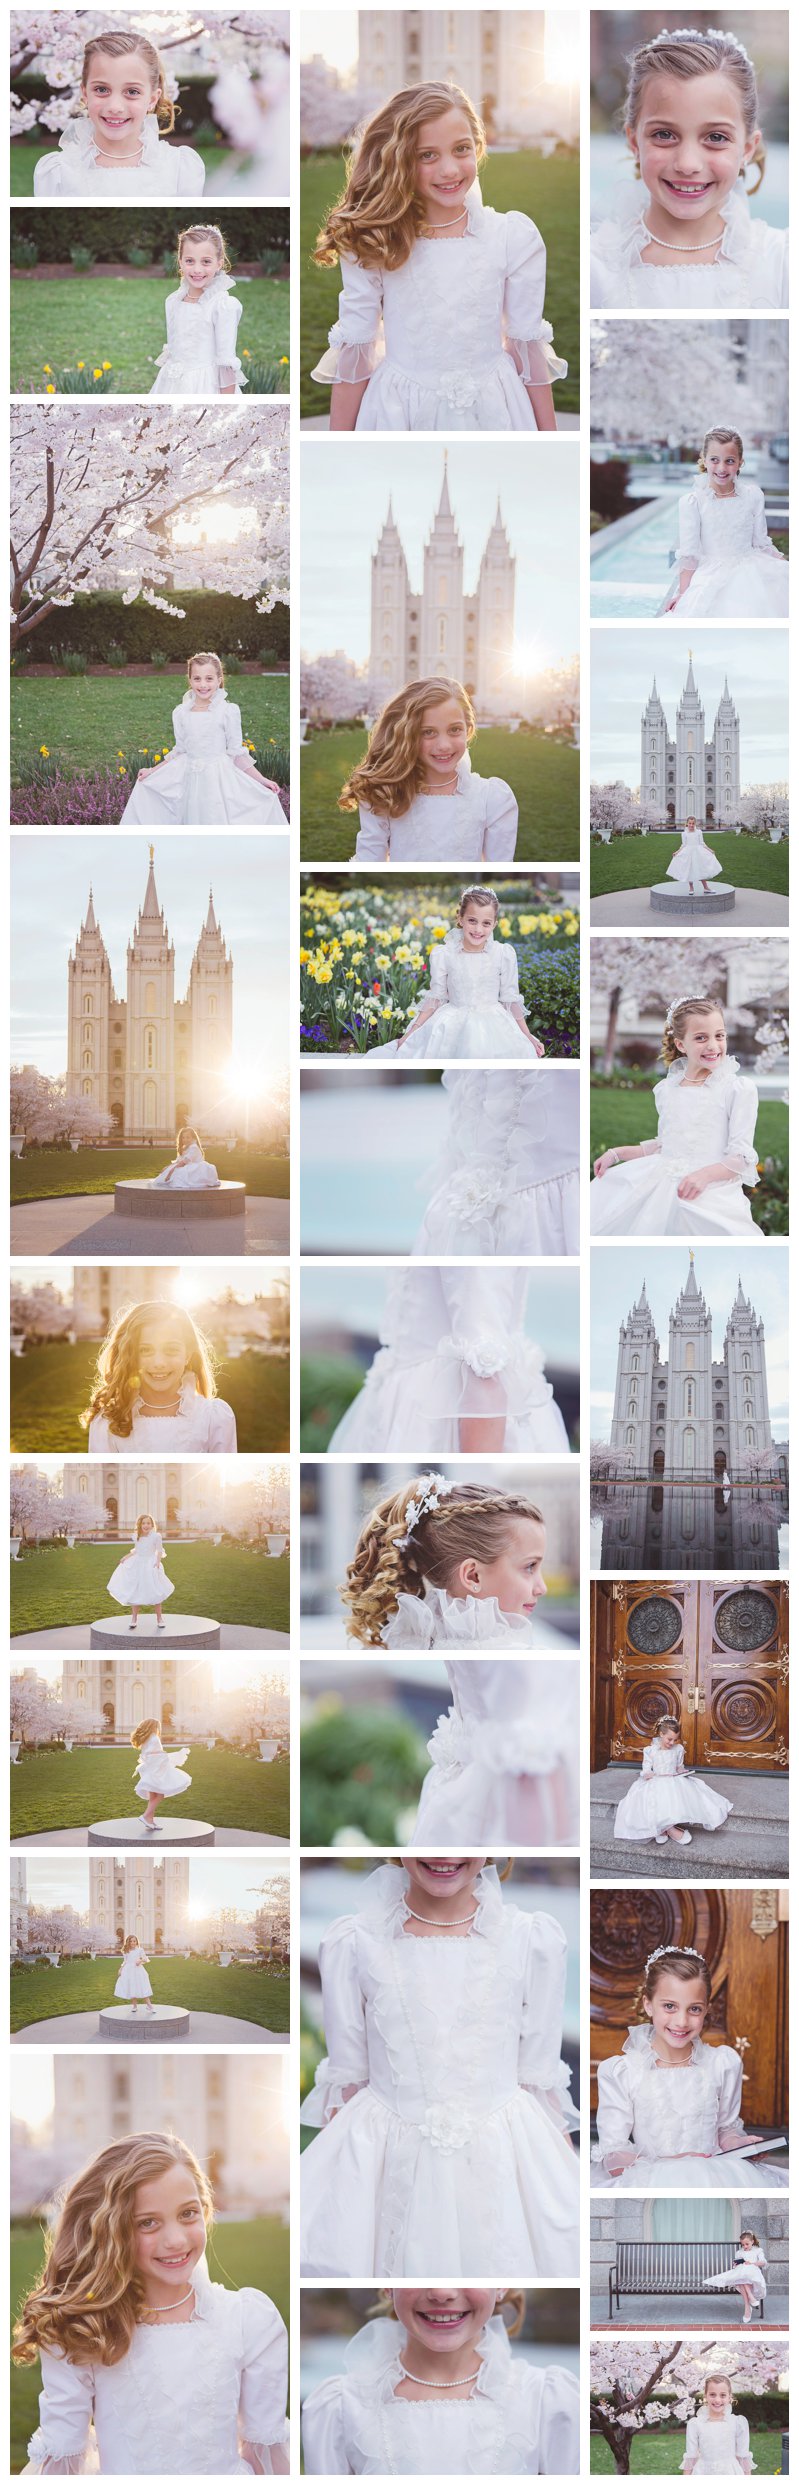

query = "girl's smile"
[
  {"left": 190, "top": 663, "right": 220, "bottom": 708},
  {"left": 704, "top": 446, "right": 741, "bottom": 495},
  {"left": 419, "top": 696, "right": 469, "bottom": 778},
  {"left": 460, "top": 903, "right": 497, "bottom": 952},
  {"left": 137, "top": 1323, "right": 189, "bottom": 1396},
  {"left": 181, "top": 246, "right": 222, "bottom": 295},
  {"left": 677, "top": 1010, "right": 727, "bottom": 1084},
  {"left": 82, "top": 55, "right": 158, "bottom": 152}
]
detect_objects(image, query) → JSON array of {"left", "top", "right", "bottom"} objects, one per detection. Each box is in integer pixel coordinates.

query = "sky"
[
  {"left": 18, "top": 1856, "right": 287, "bottom": 1915},
  {"left": 591, "top": 1245, "right": 790, "bottom": 1438},
  {"left": 11, "top": 835, "right": 289, "bottom": 1083},
  {"left": 301, "top": 439, "right": 579, "bottom": 670},
  {"left": 16, "top": 1655, "right": 288, "bottom": 1690},
  {"left": 301, "top": 1262, "right": 580, "bottom": 1371},
  {"left": 591, "top": 628, "right": 789, "bottom": 787}
]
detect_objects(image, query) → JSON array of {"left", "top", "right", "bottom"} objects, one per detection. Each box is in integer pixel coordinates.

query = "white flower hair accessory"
[
  {"left": 649, "top": 26, "right": 753, "bottom": 67},
  {"left": 645, "top": 1942, "right": 707, "bottom": 1972},
  {"left": 396, "top": 1473, "right": 455, "bottom": 1549},
  {"left": 664, "top": 993, "right": 714, "bottom": 1030}
]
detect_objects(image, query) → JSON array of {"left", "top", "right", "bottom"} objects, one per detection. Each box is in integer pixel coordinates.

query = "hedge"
[
  {"left": 15, "top": 589, "right": 289, "bottom": 668},
  {"left": 10, "top": 205, "right": 289, "bottom": 264}
]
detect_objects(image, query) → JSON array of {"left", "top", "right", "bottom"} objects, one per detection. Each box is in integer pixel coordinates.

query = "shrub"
[
  {"left": 518, "top": 945, "right": 580, "bottom": 1054},
  {"left": 69, "top": 243, "right": 95, "bottom": 271},
  {"left": 258, "top": 247, "right": 287, "bottom": 277},
  {"left": 300, "top": 1353, "right": 363, "bottom": 1449},
  {"left": 58, "top": 650, "right": 88, "bottom": 675},
  {"left": 148, "top": 648, "right": 168, "bottom": 668},
  {"left": 17, "top": 588, "right": 289, "bottom": 668},
  {"left": 223, "top": 651, "right": 243, "bottom": 675},
  {"left": 10, "top": 207, "right": 290, "bottom": 264},
  {"left": 125, "top": 245, "right": 151, "bottom": 268},
  {"left": 589, "top": 457, "right": 632, "bottom": 522},
  {"left": 105, "top": 642, "right": 127, "bottom": 667},
  {"left": 300, "top": 1706, "right": 425, "bottom": 1845},
  {"left": 252, "top": 736, "right": 290, "bottom": 788},
  {"left": 12, "top": 237, "right": 38, "bottom": 267}
]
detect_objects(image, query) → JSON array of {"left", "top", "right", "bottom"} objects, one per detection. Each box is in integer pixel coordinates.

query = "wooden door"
[
  {"left": 591, "top": 1580, "right": 788, "bottom": 1773},
  {"left": 590, "top": 1888, "right": 788, "bottom": 2127}
]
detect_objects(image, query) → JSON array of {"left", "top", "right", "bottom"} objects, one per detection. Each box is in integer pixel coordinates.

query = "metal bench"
[{"left": 609, "top": 2240, "right": 765, "bottom": 2319}]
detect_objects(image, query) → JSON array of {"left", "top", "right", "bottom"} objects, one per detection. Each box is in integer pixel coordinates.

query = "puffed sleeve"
[
  {"left": 213, "top": 292, "right": 245, "bottom": 389},
  {"left": 642, "top": 1743, "right": 655, "bottom": 1775},
  {"left": 174, "top": 145, "right": 206, "bottom": 197},
  {"left": 676, "top": 1744, "right": 685, "bottom": 1769},
  {"left": 301, "top": 2377, "right": 351, "bottom": 2475},
  {"left": 299, "top": 1917, "right": 368, "bottom": 2126},
  {"left": 482, "top": 778, "right": 518, "bottom": 862},
  {"left": 208, "top": 1399, "right": 238, "bottom": 1453},
  {"left": 172, "top": 704, "right": 189, "bottom": 753},
  {"left": 354, "top": 804, "right": 390, "bottom": 860},
  {"left": 32, "top": 154, "right": 64, "bottom": 197},
  {"left": 749, "top": 482, "right": 777, "bottom": 555},
  {"left": 735, "top": 2413, "right": 752, "bottom": 2469},
  {"left": 237, "top": 2290, "right": 290, "bottom": 2474},
  {"left": 502, "top": 211, "right": 568, "bottom": 383},
  {"left": 436, "top": 1266, "right": 532, "bottom": 1421},
  {"left": 223, "top": 701, "right": 246, "bottom": 756},
  {"left": 678, "top": 489, "right": 703, "bottom": 573},
  {"left": 537, "top": 2364, "right": 580, "bottom": 2477},
  {"left": 311, "top": 256, "right": 384, "bottom": 385},
  {"left": 26, "top": 2348, "right": 95, "bottom": 2473},
  {"left": 518, "top": 1910, "right": 579, "bottom": 2132},
  {"left": 681, "top": 2415, "right": 700, "bottom": 2471},
  {"left": 715, "top": 2044, "right": 746, "bottom": 2142},
  {"left": 593, "top": 2056, "right": 635, "bottom": 2163},
  {"left": 497, "top": 943, "right": 527, "bottom": 1013}
]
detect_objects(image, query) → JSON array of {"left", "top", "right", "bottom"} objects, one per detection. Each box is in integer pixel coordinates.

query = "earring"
[{"left": 632, "top": 156, "right": 641, "bottom": 180}]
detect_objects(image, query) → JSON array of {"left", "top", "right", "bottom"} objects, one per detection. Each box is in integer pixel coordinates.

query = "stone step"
[{"left": 590, "top": 1822, "right": 788, "bottom": 1879}]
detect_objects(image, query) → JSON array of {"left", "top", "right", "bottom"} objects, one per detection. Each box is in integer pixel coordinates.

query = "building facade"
[
  {"left": 51, "top": 2055, "right": 288, "bottom": 2212},
  {"left": 88, "top": 1854, "right": 190, "bottom": 1949},
  {"left": 62, "top": 1655, "right": 215, "bottom": 1737},
  {"left": 67, "top": 851, "right": 233, "bottom": 1141},
  {"left": 641, "top": 656, "right": 740, "bottom": 827},
  {"left": 357, "top": 12, "right": 578, "bottom": 143},
  {"left": 370, "top": 464, "right": 517, "bottom": 718}
]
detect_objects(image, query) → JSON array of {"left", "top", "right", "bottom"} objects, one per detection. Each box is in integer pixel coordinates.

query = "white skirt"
[
  {"left": 354, "top": 353, "right": 540, "bottom": 433},
  {"left": 603, "top": 2151, "right": 788, "bottom": 2192},
  {"left": 119, "top": 752, "right": 284, "bottom": 827},
  {"left": 614, "top": 1772, "right": 733, "bottom": 1841},
  {"left": 414, "top": 1728, "right": 575, "bottom": 1846},
  {"left": 377, "top": 1005, "right": 536, "bottom": 1063},
  {"left": 675, "top": 553, "right": 789, "bottom": 619},
  {"left": 591, "top": 1159, "right": 759, "bottom": 1239},
  {"left": 135, "top": 1748, "right": 192, "bottom": 1798},
  {"left": 666, "top": 836, "right": 723, "bottom": 885},
  {"left": 115, "top": 1956, "right": 153, "bottom": 1999},
  {"left": 328, "top": 1334, "right": 569, "bottom": 1455},
  {"left": 418, "top": 1170, "right": 579, "bottom": 1256},
  {"left": 705, "top": 2260, "right": 767, "bottom": 2299},
  {"left": 149, "top": 354, "right": 243, "bottom": 398},
  {"left": 106, "top": 1546, "right": 174, "bottom": 1605},
  {"left": 301, "top": 2083, "right": 579, "bottom": 2278},
  {"left": 152, "top": 1160, "right": 219, "bottom": 1191}
]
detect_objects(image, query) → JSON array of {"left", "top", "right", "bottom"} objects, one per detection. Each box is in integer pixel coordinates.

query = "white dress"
[
  {"left": 32, "top": 118, "right": 205, "bottom": 199},
  {"left": 301, "top": 2312, "right": 579, "bottom": 2476},
  {"left": 300, "top": 1865, "right": 579, "bottom": 2279},
  {"left": 591, "top": 1059, "right": 760, "bottom": 1239},
  {"left": 593, "top": 2025, "right": 788, "bottom": 2190},
  {"left": 119, "top": 690, "right": 284, "bottom": 827},
  {"left": 354, "top": 755, "right": 517, "bottom": 863},
  {"left": 150, "top": 273, "right": 246, "bottom": 395},
  {"left": 375, "top": 931, "right": 537, "bottom": 1062},
  {"left": 25, "top": 2261, "right": 288, "bottom": 2475},
  {"left": 106, "top": 1532, "right": 174, "bottom": 1608},
  {"left": 666, "top": 825, "right": 723, "bottom": 890},
  {"left": 590, "top": 185, "right": 788, "bottom": 310},
  {"left": 382, "top": 1596, "right": 578, "bottom": 1844},
  {"left": 326, "top": 1265, "right": 569, "bottom": 1455},
  {"left": 415, "top": 1068, "right": 579, "bottom": 1256},
  {"left": 134, "top": 1731, "right": 191, "bottom": 1799},
  {"left": 114, "top": 1944, "right": 153, "bottom": 2001},
  {"left": 89, "top": 1375, "right": 237, "bottom": 1453},
  {"left": 704, "top": 2244, "right": 767, "bottom": 2302},
  {"left": 682, "top": 2410, "right": 752, "bottom": 2475},
  {"left": 312, "top": 187, "right": 566, "bottom": 431},
  {"left": 151, "top": 1140, "right": 220, "bottom": 1192},
  {"left": 666, "top": 477, "right": 788, "bottom": 619},
  {"left": 614, "top": 1742, "right": 733, "bottom": 1842}
]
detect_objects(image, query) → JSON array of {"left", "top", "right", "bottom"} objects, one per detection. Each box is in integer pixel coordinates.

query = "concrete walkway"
[
  {"left": 12, "top": 1826, "right": 287, "bottom": 1847},
  {"left": 591, "top": 2293, "right": 789, "bottom": 2329},
  {"left": 591, "top": 1767, "right": 789, "bottom": 1880},
  {"left": 10, "top": 1195, "right": 289, "bottom": 1257},
  {"left": 591, "top": 888, "right": 789, "bottom": 928},
  {"left": 12, "top": 1624, "right": 289, "bottom": 1649},
  {"left": 13, "top": 2010, "right": 288, "bottom": 2045}
]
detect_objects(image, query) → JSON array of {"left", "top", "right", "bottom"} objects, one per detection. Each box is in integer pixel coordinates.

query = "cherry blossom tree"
[
  {"left": 300, "top": 651, "right": 371, "bottom": 726},
  {"left": 11, "top": 1281, "right": 73, "bottom": 1344},
  {"left": 526, "top": 655, "right": 580, "bottom": 737},
  {"left": 740, "top": 784, "right": 790, "bottom": 840},
  {"left": 10, "top": 1672, "right": 62, "bottom": 1746},
  {"left": 590, "top": 320, "right": 759, "bottom": 448},
  {"left": 11, "top": 404, "right": 289, "bottom": 649},
  {"left": 11, "top": 1066, "right": 60, "bottom": 1142},
  {"left": 590, "top": 2338, "right": 785, "bottom": 2475},
  {"left": 252, "top": 1873, "right": 290, "bottom": 1963},
  {"left": 590, "top": 782, "right": 652, "bottom": 839},
  {"left": 11, "top": 11, "right": 289, "bottom": 188},
  {"left": 300, "top": 57, "right": 376, "bottom": 151},
  {"left": 590, "top": 938, "right": 728, "bottom": 1071}
]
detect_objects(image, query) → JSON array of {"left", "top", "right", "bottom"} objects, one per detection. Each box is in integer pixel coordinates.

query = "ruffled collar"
[
  {"left": 342, "top": 2310, "right": 511, "bottom": 2402},
  {"left": 443, "top": 923, "right": 496, "bottom": 958},
  {"left": 58, "top": 112, "right": 162, "bottom": 168},
  {"left": 418, "top": 178, "right": 485, "bottom": 240},
  {"left": 623, "top": 2024, "right": 706, "bottom": 2068},
  {"left": 357, "top": 1860, "right": 504, "bottom": 1943},
  {"left": 666, "top": 1054, "right": 742, "bottom": 1094},
  {"left": 177, "top": 270, "right": 238, "bottom": 306},
  {"left": 182, "top": 685, "right": 227, "bottom": 712},
  {"left": 131, "top": 1372, "right": 198, "bottom": 1420},
  {"left": 600, "top": 178, "right": 756, "bottom": 269},
  {"left": 381, "top": 1581, "right": 535, "bottom": 1649},
  {"left": 692, "top": 471, "right": 745, "bottom": 502}
]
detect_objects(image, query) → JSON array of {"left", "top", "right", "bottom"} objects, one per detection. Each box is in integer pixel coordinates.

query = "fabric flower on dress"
[{"left": 420, "top": 2100, "right": 479, "bottom": 2151}]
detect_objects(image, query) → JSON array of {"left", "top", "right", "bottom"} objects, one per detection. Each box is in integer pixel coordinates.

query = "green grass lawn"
[
  {"left": 11, "top": 275, "right": 289, "bottom": 394},
  {"left": 10, "top": 1543, "right": 290, "bottom": 1639},
  {"left": 11, "top": 1951, "right": 289, "bottom": 2033},
  {"left": 11, "top": 1147, "right": 289, "bottom": 1205},
  {"left": 591, "top": 835, "right": 789, "bottom": 898},
  {"left": 300, "top": 725, "right": 579, "bottom": 862},
  {"left": 10, "top": 2214, "right": 289, "bottom": 2472},
  {"left": 590, "top": 2431, "right": 782, "bottom": 2473},
  {"left": 11, "top": 141, "right": 232, "bottom": 197},
  {"left": 11, "top": 1342, "right": 289, "bottom": 1455},
  {"left": 11, "top": 1742, "right": 289, "bottom": 1839},
  {"left": 300, "top": 148, "right": 579, "bottom": 417},
  {"left": 11, "top": 674, "right": 289, "bottom": 781}
]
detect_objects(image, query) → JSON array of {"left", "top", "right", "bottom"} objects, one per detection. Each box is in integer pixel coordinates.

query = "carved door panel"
[
  {"left": 592, "top": 1580, "right": 788, "bottom": 1772},
  {"left": 590, "top": 1889, "right": 788, "bottom": 2126}
]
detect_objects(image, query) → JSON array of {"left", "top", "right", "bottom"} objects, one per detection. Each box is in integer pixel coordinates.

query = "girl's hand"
[
  {"left": 594, "top": 1148, "right": 623, "bottom": 1178},
  {"left": 664, "top": 585, "right": 683, "bottom": 612},
  {"left": 605, "top": 2147, "right": 638, "bottom": 2175},
  {"left": 677, "top": 1170, "right": 710, "bottom": 1200},
  {"left": 137, "top": 766, "right": 153, "bottom": 781},
  {"left": 528, "top": 1031, "right": 545, "bottom": 1055}
]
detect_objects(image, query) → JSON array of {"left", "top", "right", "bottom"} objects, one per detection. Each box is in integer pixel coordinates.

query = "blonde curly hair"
[
  {"left": 623, "top": 29, "right": 766, "bottom": 191},
  {"left": 339, "top": 678, "right": 474, "bottom": 820},
  {"left": 314, "top": 81, "right": 485, "bottom": 271},
  {"left": 660, "top": 995, "right": 725, "bottom": 1068},
  {"left": 81, "top": 1299, "right": 217, "bottom": 1441},
  {"left": 341, "top": 1479, "right": 545, "bottom": 1645},
  {"left": 13, "top": 2132, "right": 211, "bottom": 2368},
  {"left": 81, "top": 30, "right": 176, "bottom": 133}
]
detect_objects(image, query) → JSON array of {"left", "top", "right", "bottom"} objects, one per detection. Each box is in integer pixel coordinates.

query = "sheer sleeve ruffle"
[
  {"left": 502, "top": 211, "right": 568, "bottom": 382},
  {"left": 538, "top": 2363, "right": 581, "bottom": 2476},
  {"left": 497, "top": 942, "right": 527, "bottom": 1013},
  {"left": 299, "top": 1917, "right": 368, "bottom": 2126},
  {"left": 311, "top": 257, "right": 385, "bottom": 385},
  {"left": 237, "top": 2290, "right": 289, "bottom": 2473},
  {"left": 223, "top": 700, "right": 247, "bottom": 756},
  {"left": 213, "top": 293, "right": 246, "bottom": 388},
  {"left": 678, "top": 488, "right": 702, "bottom": 575},
  {"left": 724, "top": 1074, "right": 759, "bottom": 1178},
  {"left": 592, "top": 2054, "right": 635, "bottom": 2163}
]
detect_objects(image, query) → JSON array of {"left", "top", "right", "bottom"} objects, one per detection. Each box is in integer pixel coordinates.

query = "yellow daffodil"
[
  {"left": 243, "top": 349, "right": 250, "bottom": 357},
  {"left": 315, "top": 964, "right": 333, "bottom": 984},
  {"left": 280, "top": 356, "right": 289, "bottom": 365},
  {"left": 39, "top": 745, "right": 49, "bottom": 757},
  {"left": 299, "top": 948, "right": 310, "bottom": 964},
  {"left": 93, "top": 368, "right": 103, "bottom": 379},
  {"left": 42, "top": 364, "right": 52, "bottom": 375},
  {"left": 102, "top": 361, "right": 111, "bottom": 371},
  {"left": 77, "top": 362, "right": 85, "bottom": 371},
  {"left": 45, "top": 384, "right": 55, "bottom": 394}
]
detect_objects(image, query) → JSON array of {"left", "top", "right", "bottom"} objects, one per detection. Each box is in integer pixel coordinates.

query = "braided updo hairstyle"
[{"left": 342, "top": 1479, "right": 544, "bottom": 1645}]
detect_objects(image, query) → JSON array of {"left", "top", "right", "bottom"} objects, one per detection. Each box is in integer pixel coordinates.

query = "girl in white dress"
[
  {"left": 343, "top": 1475, "right": 578, "bottom": 1845},
  {"left": 150, "top": 1128, "right": 221, "bottom": 1193},
  {"left": 85, "top": 1299, "right": 237, "bottom": 1454},
  {"left": 665, "top": 818, "right": 724, "bottom": 899},
  {"left": 14, "top": 2130, "right": 289, "bottom": 2474},
  {"left": 341, "top": 679, "right": 518, "bottom": 865},
  {"left": 326, "top": 1266, "right": 570, "bottom": 1456},
  {"left": 415, "top": 1069, "right": 579, "bottom": 1256},
  {"left": 614, "top": 1716, "right": 733, "bottom": 1849},
  {"left": 375, "top": 887, "right": 546, "bottom": 1063},
  {"left": 150, "top": 227, "right": 245, "bottom": 397},
  {"left": 703, "top": 2229, "right": 767, "bottom": 2324},
  {"left": 107, "top": 1517, "right": 174, "bottom": 1634},
  {"left": 311, "top": 81, "right": 566, "bottom": 433},
  {"left": 592, "top": 996, "right": 760, "bottom": 1239},
  {"left": 120, "top": 654, "right": 284, "bottom": 828},
  {"left": 301, "top": 2287, "right": 579, "bottom": 2476},
  {"left": 682, "top": 2375, "right": 754, "bottom": 2475},
  {"left": 131, "top": 1716, "right": 192, "bottom": 1832},
  {"left": 590, "top": 28, "right": 788, "bottom": 310},
  {"left": 300, "top": 1857, "right": 579, "bottom": 2280},
  {"left": 593, "top": 1942, "right": 788, "bottom": 2192},
  {"left": 32, "top": 30, "right": 205, "bottom": 200},
  {"left": 114, "top": 1935, "right": 155, "bottom": 2014},
  {"left": 662, "top": 428, "right": 788, "bottom": 619}
]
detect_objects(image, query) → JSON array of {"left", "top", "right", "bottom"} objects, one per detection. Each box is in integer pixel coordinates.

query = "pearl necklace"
[
  {"left": 642, "top": 216, "right": 724, "bottom": 255},
  {"left": 140, "top": 2285, "right": 196, "bottom": 2322},
  {"left": 423, "top": 774, "right": 459, "bottom": 796},
  {"left": 421, "top": 205, "right": 468, "bottom": 235},
  {"left": 401, "top": 2365, "right": 481, "bottom": 2389},
  {"left": 405, "top": 1903, "right": 478, "bottom": 1928}
]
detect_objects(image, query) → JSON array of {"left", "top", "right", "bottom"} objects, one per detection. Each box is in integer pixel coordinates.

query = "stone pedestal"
[
  {"left": 99, "top": 2003, "right": 190, "bottom": 2041},
  {"left": 88, "top": 1817, "right": 215, "bottom": 1847},
  {"left": 650, "top": 881, "right": 736, "bottom": 916},
  {"left": 114, "top": 1181, "right": 245, "bottom": 1222},
  {"left": 90, "top": 1615, "right": 221, "bottom": 1649}
]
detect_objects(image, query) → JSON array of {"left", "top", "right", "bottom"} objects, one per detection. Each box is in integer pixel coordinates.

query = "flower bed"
[{"left": 300, "top": 883, "right": 580, "bottom": 1054}]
